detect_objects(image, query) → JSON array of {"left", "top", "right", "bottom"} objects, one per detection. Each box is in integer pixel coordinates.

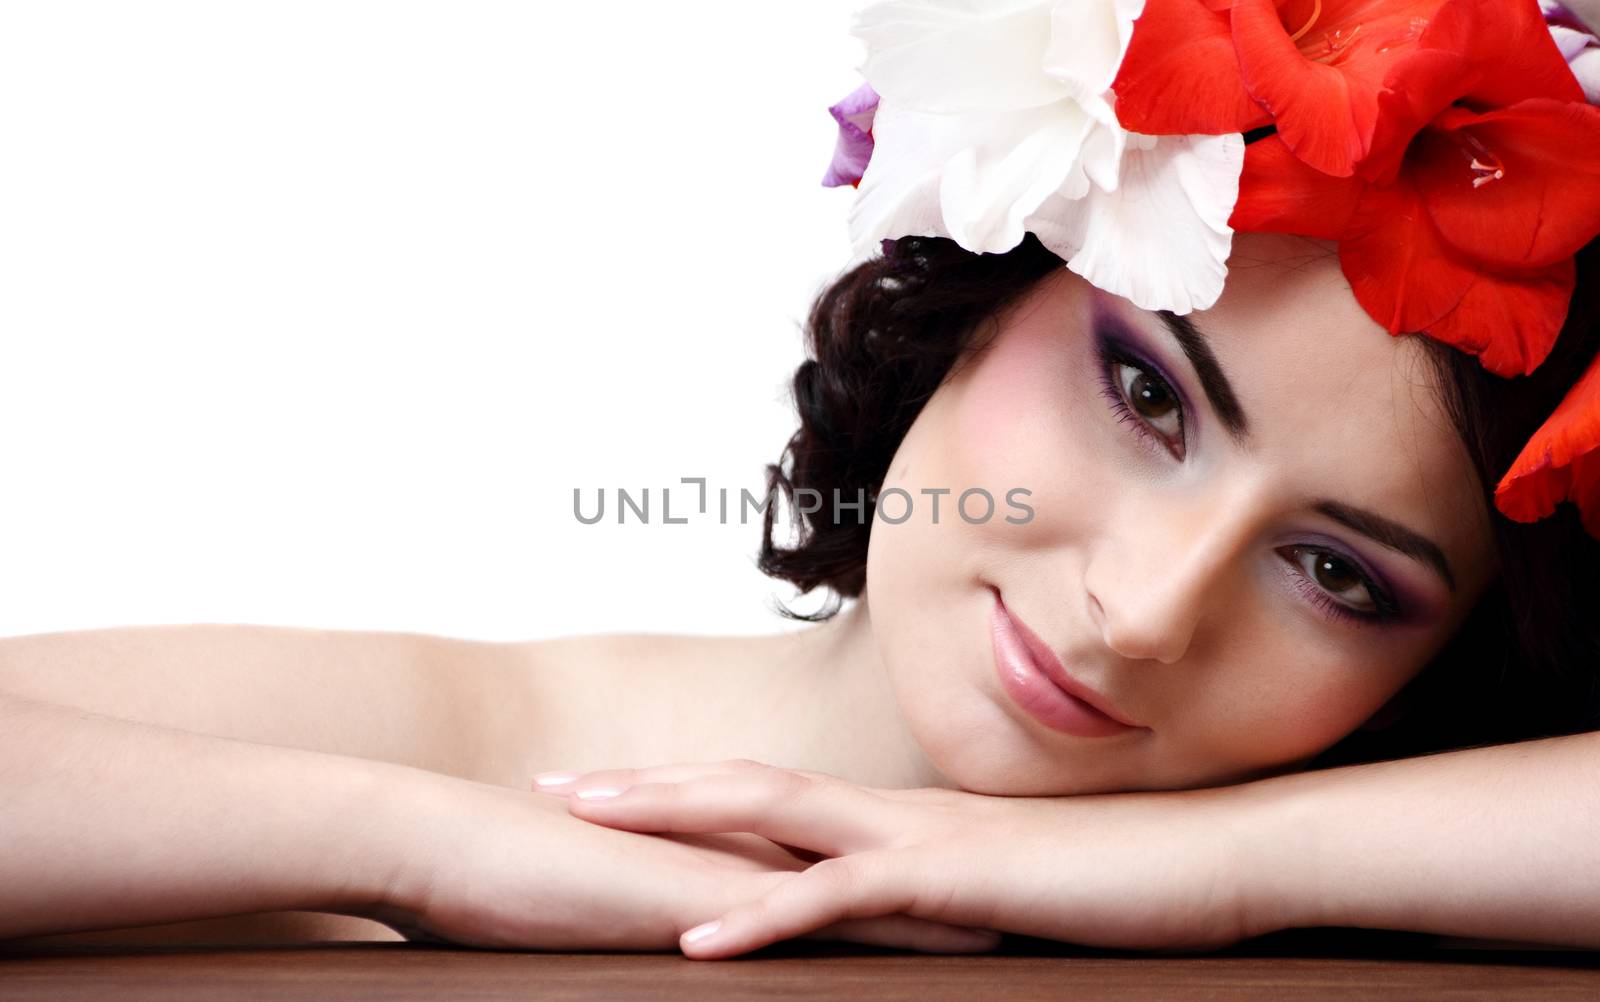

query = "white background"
[{"left": 0, "top": 1, "right": 869, "bottom": 640}]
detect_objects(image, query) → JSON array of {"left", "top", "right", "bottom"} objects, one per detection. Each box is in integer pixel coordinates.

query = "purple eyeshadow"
[{"left": 1089, "top": 300, "right": 1201, "bottom": 445}]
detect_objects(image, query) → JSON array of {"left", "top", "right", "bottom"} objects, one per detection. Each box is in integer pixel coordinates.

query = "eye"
[
  {"left": 1097, "top": 348, "right": 1186, "bottom": 459},
  {"left": 1280, "top": 545, "right": 1401, "bottom": 624},
  {"left": 1118, "top": 362, "right": 1182, "bottom": 435}
]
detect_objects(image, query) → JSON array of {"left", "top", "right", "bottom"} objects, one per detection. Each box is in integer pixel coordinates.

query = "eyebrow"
[
  {"left": 1155, "top": 311, "right": 1250, "bottom": 444},
  {"left": 1313, "top": 501, "right": 1458, "bottom": 593},
  {"left": 1151, "top": 311, "right": 1458, "bottom": 594}
]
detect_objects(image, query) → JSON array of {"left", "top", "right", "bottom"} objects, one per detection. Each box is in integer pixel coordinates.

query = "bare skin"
[
  {"left": 0, "top": 235, "right": 1559, "bottom": 950},
  {"left": 0, "top": 616, "right": 925, "bottom": 948}
]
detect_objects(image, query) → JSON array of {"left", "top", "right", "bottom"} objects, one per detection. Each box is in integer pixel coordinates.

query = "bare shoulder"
[
  {"left": 507, "top": 629, "right": 773, "bottom": 772},
  {"left": 0, "top": 621, "right": 460, "bottom": 671},
  {"left": 507, "top": 631, "right": 677, "bottom": 720},
  {"left": 519, "top": 629, "right": 701, "bottom": 665},
  {"left": 513, "top": 629, "right": 745, "bottom": 689},
  {"left": 0, "top": 623, "right": 521, "bottom": 780},
  {"left": 0, "top": 622, "right": 481, "bottom": 711}
]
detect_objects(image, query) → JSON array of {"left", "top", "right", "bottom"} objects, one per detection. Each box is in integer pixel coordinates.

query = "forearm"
[
  {"left": 1235, "top": 730, "right": 1600, "bottom": 947},
  {"left": 0, "top": 692, "right": 428, "bottom": 940}
]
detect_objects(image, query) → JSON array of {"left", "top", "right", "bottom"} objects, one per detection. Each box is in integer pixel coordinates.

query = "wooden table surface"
[{"left": 5, "top": 929, "right": 1600, "bottom": 1000}]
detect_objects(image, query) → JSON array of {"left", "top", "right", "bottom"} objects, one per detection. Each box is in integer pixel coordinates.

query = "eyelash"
[
  {"left": 1280, "top": 547, "right": 1402, "bottom": 627},
  {"left": 1093, "top": 337, "right": 1401, "bottom": 627},
  {"left": 1094, "top": 341, "right": 1186, "bottom": 459}
]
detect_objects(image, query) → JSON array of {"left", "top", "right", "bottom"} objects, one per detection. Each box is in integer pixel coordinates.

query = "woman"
[{"left": 5, "top": 0, "right": 1600, "bottom": 957}]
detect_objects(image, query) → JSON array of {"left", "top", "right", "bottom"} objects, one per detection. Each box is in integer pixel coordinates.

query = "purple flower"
[
  {"left": 821, "top": 81, "right": 879, "bottom": 188},
  {"left": 1543, "top": 1, "right": 1600, "bottom": 103}
]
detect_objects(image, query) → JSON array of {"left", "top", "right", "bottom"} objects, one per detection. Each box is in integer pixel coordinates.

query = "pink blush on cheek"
[{"left": 956, "top": 319, "right": 1075, "bottom": 462}]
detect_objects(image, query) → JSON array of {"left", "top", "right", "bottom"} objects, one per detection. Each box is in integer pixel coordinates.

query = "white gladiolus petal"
[
  {"left": 1078, "top": 120, "right": 1126, "bottom": 193},
  {"left": 1549, "top": 24, "right": 1600, "bottom": 103},
  {"left": 1570, "top": 47, "right": 1600, "bottom": 103},
  {"left": 1034, "top": 133, "right": 1244, "bottom": 314},
  {"left": 1550, "top": 22, "right": 1592, "bottom": 60},
  {"left": 837, "top": 0, "right": 1248, "bottom": 314},
  {"left": 855, "top": 0, "right": 1064, "bottom": 112},
  {"left": 851, "top": 99, "right": 1094, "bottom": 256},
  {"left": 1042, "top": 0, "right": 1145, "bottom": 104},
  {"left": 847, "top": 102, "right": 959, "bottom": 256},
  {"left": 938, "top": 105, "right": 1096, "bottom": 253}
]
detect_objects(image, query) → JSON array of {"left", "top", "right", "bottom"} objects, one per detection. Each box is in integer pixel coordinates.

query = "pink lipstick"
[{"left": 989, "top": 587, "right": 1145, "bottom": 738}]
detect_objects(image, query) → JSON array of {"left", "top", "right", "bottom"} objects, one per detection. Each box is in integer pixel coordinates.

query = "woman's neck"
[{"left": 756, "top": 598, "right": 957, "bottom": 789}]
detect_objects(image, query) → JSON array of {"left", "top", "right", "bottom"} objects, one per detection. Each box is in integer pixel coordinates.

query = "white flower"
[
  {"left": 1542, "top": 1, "right": 1600, "bottom": 104},
  {"left": 845, "top": 0, "right": 1243, "bottom": 314}
]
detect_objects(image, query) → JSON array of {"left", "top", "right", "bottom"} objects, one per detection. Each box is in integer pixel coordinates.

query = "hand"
[
  {"left": 368, "top": 771, "right": 1002, "bottom": 955},
  {"left": 535, "top": 758, "right": 1272, "bottom": 959}
]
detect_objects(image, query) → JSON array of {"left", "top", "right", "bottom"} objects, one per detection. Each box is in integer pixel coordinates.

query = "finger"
[
  {"left": 872, "top": 786, "right": 972, "bottom": 808},
  {"left": 565, "top": 771, "right": 891, "bottom": 857},
  {"left": 872, "top": 785, "right": 1025, "bottom": 826},
  {"left": 531, "top": 760, "right": 735, "bottom": 794},
  {"left": 679, "top": 855, "right": 915, "bottom": 959},
  {"left": 532, "top": 758, "right": 860, "bottom": 794},
  {"left": 772, "top": 841, "right": 829, "bottom": 865},
  {"left": 801, "top": 916, "right": 1003, "bottom": 955}
]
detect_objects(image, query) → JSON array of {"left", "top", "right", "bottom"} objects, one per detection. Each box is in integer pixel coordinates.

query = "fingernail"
[
  {"left": 683, "top": 920, "right": 722, "bottom": 944},
  {"left": 533, "top": 771, "right": 580, "bottom": 788},
  {"left": 575, "top": 786, "right": 625, "bottom": 801}
]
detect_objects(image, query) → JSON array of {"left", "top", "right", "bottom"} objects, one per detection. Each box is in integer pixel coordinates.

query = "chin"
[
  {"left": 913, "top": 722, "right": 1128, "bottom": 797},
  {"left": 948, "top": 764, "right": 1130, "bottom": 797}
]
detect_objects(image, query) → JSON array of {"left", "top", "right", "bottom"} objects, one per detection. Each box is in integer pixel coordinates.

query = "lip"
[{"left": 988, "top": 587, "right": 1145, "bottom": 737}]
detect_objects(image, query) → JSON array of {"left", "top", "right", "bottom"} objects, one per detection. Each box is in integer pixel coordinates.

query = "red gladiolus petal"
[
  {"left": 1420, "top": 0, "right": 1584, "bottom": 110},
  {"left": 1231, "top": 0, "right": 1442, "bottom": 177},
  {"left": 1231, "top": 0, "right": 1369, "bottom": 176},
  {"left": 1496, "top": 348, "right": 1600, "bottom": 538},
  {"left": 1360, "top": 0, "right": 1583, "bottom": 183},
  {"left": 1414, "top": 101, "right": 1600, "bottom": 272},
  {"left": 1231, "top": 135, "right": 1366, "bottom": 237},
  {"left": 1359, "top": 46, "right": 1466, "bottom": 184},
  {"left": 1338, "top": 180, "right": 1475, "bottom": 335},
  {"left": 1420, "top": 256, "right": 1576, "bottom": 377},
  {"left": 1112, "top": 0, "right": 1270, "bottom": 135}
]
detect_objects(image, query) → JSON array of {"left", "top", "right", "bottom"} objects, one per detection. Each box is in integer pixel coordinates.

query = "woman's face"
[{"left": 864, "top": 232, "right": 1498, "bottom": 796}]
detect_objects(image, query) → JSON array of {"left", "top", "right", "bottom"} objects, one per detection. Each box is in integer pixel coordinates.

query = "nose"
[{"left": 1081, "top": 499, "right": 1254, "bottom": 665}]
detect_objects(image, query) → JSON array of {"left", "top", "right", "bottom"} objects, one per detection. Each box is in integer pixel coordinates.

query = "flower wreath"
[{"left": 820, "top": 0, "right": 1600, "bottom": 539}]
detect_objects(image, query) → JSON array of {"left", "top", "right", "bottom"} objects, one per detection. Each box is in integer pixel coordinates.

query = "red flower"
[
  {"left": 1233, "top": 106, "right": 1598, "bottom": 376},
  {"left": 1496, "top": 350, "right": 1600, "bottom": 538},
  {"left": 1113, "top": 0, "right": 1449, "bottom": 176},
  {"left": 1358, "top": 0, "right": 1588, "bottom": 182},
  {"left": 1111, "top": 0, "right": 1271, "bottom": 136},
  {"left": 1230, "top": 0, "right": 1446, "bottom": 176},
  {"left": 1228, "top": 1, "right": 1600, "bottom": 378},
  {"left": 1118, "top": 0, "right": 1600, "bottom": 532}
]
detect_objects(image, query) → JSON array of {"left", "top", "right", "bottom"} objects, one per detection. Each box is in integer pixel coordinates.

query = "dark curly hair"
[{"left": 756, "top": 232, "right": 1600, "bottom": 769}]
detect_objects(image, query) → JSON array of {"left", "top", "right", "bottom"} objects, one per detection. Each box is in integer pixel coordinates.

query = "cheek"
[
  {"left": 958, "top": 340, "right": 1050, "bottom": 454},
  {"left": 942, "top": 322, "right": 1112, "bottom": 547},
  {"left": 1181, "top": 637, "right": 1416, "bottom": 770}
]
